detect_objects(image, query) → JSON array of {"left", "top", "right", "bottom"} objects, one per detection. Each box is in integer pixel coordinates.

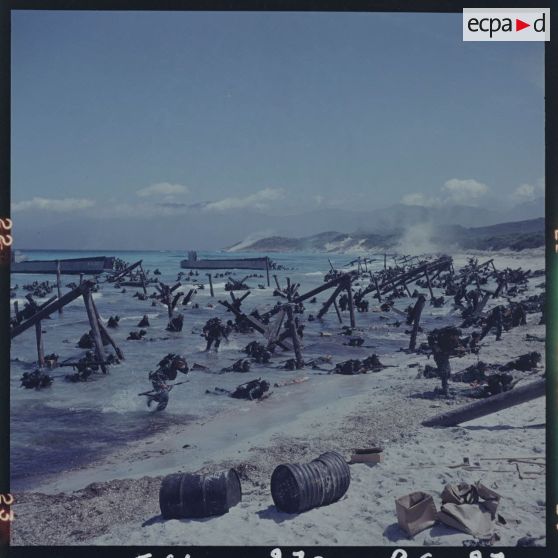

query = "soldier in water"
[
  {"left": 202, "top": 317, "right": 229, "bottom": 352},
  {"left": 142, "top": 354, "right": 189, "bottom": 411}
]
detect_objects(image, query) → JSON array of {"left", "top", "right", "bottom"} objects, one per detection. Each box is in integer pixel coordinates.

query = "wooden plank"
[{"left": 422, "top": 379, "right": 545, "bottom": 427}]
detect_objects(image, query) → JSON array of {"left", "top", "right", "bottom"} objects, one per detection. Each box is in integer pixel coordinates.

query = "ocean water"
[{"left": 10, "top": 249, "right": 521, "bottom": 491}]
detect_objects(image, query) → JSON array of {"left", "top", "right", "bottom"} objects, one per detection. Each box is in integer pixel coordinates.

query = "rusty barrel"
[
  {"left": 159, "top": 469, "right": 242, "bottom": 519},
  {"left": 270, "top": 451, "right": 350, "bottom": 513}
]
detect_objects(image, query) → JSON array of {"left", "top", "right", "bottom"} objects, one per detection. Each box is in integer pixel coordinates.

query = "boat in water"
[
  {"left": 11, "top": 255, "right": 115, "bottom": 275},
  {"left": 180, "top": 251, "right": 271, "bottom": 271}
]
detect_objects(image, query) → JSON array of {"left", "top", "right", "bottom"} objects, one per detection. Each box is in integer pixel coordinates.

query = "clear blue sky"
[{"left": 11, "top": 11, "right": 544, "bottom": 249}]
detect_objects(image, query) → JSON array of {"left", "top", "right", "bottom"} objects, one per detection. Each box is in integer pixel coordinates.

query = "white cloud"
[
  {"left": 402, "top": 178, "right": 489, "bottom": 208},
  {"left": 511, "top": 180, "right": 544, "bottom": 203},
  {"left": 441, "top": 179, "right": 488, "bottom": 205},
  {"left": 136, "top": 182, "right": 189, "bottom": 198},
  {"left": 203, "top": 188, "right": 284, "bottom": 212},
  {"left": 12, "top": 197, "right": 96, "bottom": 212}
]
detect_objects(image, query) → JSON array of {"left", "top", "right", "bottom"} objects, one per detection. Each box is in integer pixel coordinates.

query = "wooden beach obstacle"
[
  {"left": 10, "top": 280, "right": 123, "bottom": 372},
  {"left": 108, "top": 259, "right": 149, "bottom": 295},
  {"left": 421, "top": 378, "right": 545, "bottom": 427},
  {"left": 293, "top": 272, "right": 357, "bottom": 328}
]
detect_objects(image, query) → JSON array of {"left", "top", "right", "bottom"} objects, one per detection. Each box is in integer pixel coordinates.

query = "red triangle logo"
[{"left": 516, "top": 19, "right": 530, "bottom": 31}]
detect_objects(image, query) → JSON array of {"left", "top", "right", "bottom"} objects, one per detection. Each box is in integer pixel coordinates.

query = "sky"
[{"left": 11, "top": 11, "right": 545, "bottom": 249}]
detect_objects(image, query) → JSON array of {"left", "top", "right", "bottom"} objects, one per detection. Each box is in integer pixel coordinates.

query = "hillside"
[{"left": 227, "top": 218, "right": 544, "bottom": 253}]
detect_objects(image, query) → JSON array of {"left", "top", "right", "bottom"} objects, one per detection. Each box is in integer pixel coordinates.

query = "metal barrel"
[
  {"left": 159, "top": 469, "right": 242, "bottom": 519},
  {"left": 270, "top": 451, "right": 350, "bottom": 513}
]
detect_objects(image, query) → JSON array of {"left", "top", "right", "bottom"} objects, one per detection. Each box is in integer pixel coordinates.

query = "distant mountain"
[{"left": 227, "top": 218, "right": 544, "bottom": 254}]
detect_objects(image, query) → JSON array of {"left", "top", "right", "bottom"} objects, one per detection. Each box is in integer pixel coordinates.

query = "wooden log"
[
  {"left": 265, "top": 257, "right": 270, "bottom": 287},
  {"left": 424, "top": 269, "right": 434, "bottom": 299},
  {"left": 83, "top": 290, "right": 107, "bottom": 373},
  {"left": 273, "top": 274, "right": 281, "bottom": 291},
  {"left": 56, "top": 260, "right": 63, "bottom": 314},
  {"left": 374, "top": 276, "right": 382, "bottom": 302},
  {"left": 266, "top": 308, "right": 285, "bottom": 345},
  {"left": 286, "top": 277, "right": 292, "bottom": 301},
  {"left": 218, "top": 300, "right": 289, "bottom": 351},
  {"left": 293, "top": 273, "right": 349, "bottom": 304},
  {"left": 408, "top": 295, "right": 426, "bottom": 351},
  {"left": 285, "top": 305, "right": 303, "bottom": 367},
  {"left": 11, "top": 282, "right": 93, "bottom": 338},
  {"left": 207, "top": 273, "right": 214, "bottom": 297},
  {"left": 422, "top": 379, "right": 545, "bottom": 427},
  {"left": 139, "top": 263, "right": 147, "bottom": 295},
  {"left": 238, "top": 291, "right": 251, "bottom": 303},
  {"left": 346, "top": 278, "right": 356, "bottom": 328},
  {"left": 317, "top": 283, "right": 345, "bottom": 320},
  {"left": 332, "top": 298, "right": 343, "bottom": 324},
  {"left": 35, "top": 321, "right": 45, "bottom": 367},
  {"left": 38, "top": 295, "right": 58, "bottom": 311},
  {"left": 90, "top": 296, "right": 124, "bottom": 360},
  {"left": 109, "top": 260, "right": 142, "bottom": 283}
]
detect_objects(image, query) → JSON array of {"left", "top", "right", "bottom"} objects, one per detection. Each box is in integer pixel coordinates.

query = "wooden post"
[
  {"left": 13, "top": 301, "right": 20, "bottom": 323},
  {"left": 285, "top": 305, "right": 303, "bottom": 368},
  {"left": 317, "top": 283, "right": 345, "bottom": 320},
  {"left": 56, "top": 260, "right": 63, "bottom": 314},
  {"left": 346, "top": 277, "right": 356, "bottom": 328},
  {"left": 286, "top": 277, "right": 292, "bottom": 302},
  {"left": 207, "top": 273, "right": 214, "bottom": 297},
  {"left": 332, "top": 298, "right": 343, "bottom": 324},
  {"left": 90, "top": 296, "right": 124, "bottom": 360},
  {"left": 402, "top": 280, "right": 412, "bottom": 298},
  {"left": 79, "top": 273, "right": 84, "bottom": 285},
  {"left": 82, "top": 290, "right": 107, "bottom": 373},
  {"left": 422, "top": 379, "right": 545, "bottom": 427},
  {"left": 373, "top": 276, "right": 382, "bottom": 302},
  {"left": 139, "top": 264, "right": 147, "bottom": 295},
  {"left": 265, "top": 257, "right": 270, "bottom": 287},
  {"left": 424, "top": 269, "right": 434, "bottom": 300},
  {"left": 384, "top": 253, "right": 387, "bottom": 270},
  {"left": 408, "top": 295, "right": 426, "bottom": 351},
  {"left": 273, "top": 275, "right": 281, "bottom": 291},
  {"left": 35, "top": 321, "right": 45, "bottom": 367}
]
